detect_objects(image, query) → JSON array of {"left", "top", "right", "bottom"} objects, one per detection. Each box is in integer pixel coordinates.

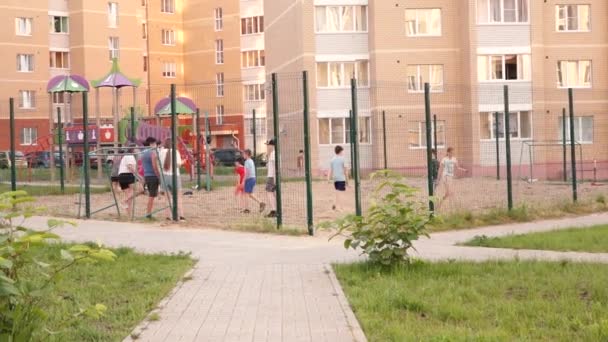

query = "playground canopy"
[
  {"left": 47, "top": 75, "right": 90, "bottom": 93},
  {"left": 92, "top": 58, "right": 141, "bottom": 89},
  {"left": 154, "top": 97, "right": 197, "bottom": 115}
]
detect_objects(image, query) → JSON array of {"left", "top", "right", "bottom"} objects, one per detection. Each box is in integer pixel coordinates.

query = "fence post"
[
  {"left": 204, "top": 111, "right": 211, "bottom": 192},
  {"left": 562, "top": 108, "right": 567, "bottom": 182},
  {"left": 130, "top": 106, "right": 136, "bottom": 142},
  {"left": 350, "top": 78, "right": 362, "bottom": 217},
  {"left": 271, "top": 73, "right": 283, "bottom": 228},
  {"left": 57, "top": 108, "right": 65, "bottom": 194},
  {"left": 349, "top": 110, "right": 355, "bottom": 172},
  {"left": 9, "top": 98, "right": 16, "bottom": 191},
  {"left": 170, "top": 84, "right": 178, "bottom": 221},
  {"left": 252, "top": 108, "right": 257, "bottom": 174},
  {"left": 195, "top": 108, "right": 202, "bottom": 190},
  {"left": 494, "top": 112, "right": 500, "bottom": 181},
  {"left": 568, "top": 89, "right": 578, "bottom": 202},
  {"left": 424, "top": 84, "right": 435, "bottom": 213},
  {"left": 302, "top": 70, "right": 314, "bottom": 236},
  {"left": 82, "top": 91, "right": 91, "bottom": 218},
  {"left": 433, "top": 114, "right": 438, "bottom": 153},
  {"left": 382, "top": 110, "right": 388, "bottom": 169},
  {"left": 503, "top": 86, "right": 513, "bottom": 211}
]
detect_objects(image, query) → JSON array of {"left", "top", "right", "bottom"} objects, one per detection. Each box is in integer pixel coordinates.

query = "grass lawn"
[
  {"left": 0, "top": 184, "right": 109, "bottom": 196},
  {"left": 334, "top": 261, "right": 608, "bottom": 341},
  {"left": 463, "top": 225, "right": 608, "bottom": 253},
  {"left": 28, "top": 243, "right": 194, "bottom": 341}
]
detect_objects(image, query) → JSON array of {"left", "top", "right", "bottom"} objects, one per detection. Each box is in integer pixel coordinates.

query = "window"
[
  {"left": 50, "top": 16, "right": 69, "bottom": 33},
  {"left": 478, "top": 55, "right": 531, "bottom": 81},
  {"left": 216, "top": 73, "right": 224, "bottom": 97},
  {"left": 559, "top": 116, "right": 593, "bottom": 143},
  {"left": 142, "top": 23, "right": 147, "bottom": 39},
  {"left": 52, "top": 93, "right": 66, "bottom": 104},
  {"left": 216, "top": 105, "right": 225, "bottom": 125},
  {"left": 161, "top": 29, "right": 175, "bottom": 45},
  {"left": 318, "top": 117, "right": 371, "bottom": 145},
  {"left": 18, "top": 90, "right": 36, "bottom": 109},
  {"left": 315, "top": 6, "right": 367, "bottom": 32},
  {"left": 479, "top": 111, "right": 532, "bottom": 140},
  {"left": 408, "top": 120, "right": 446, "bottom": 149},
  {"left": 143, "top": 56, "right": 148, "bottom": 72},
  {"left": 316, "top": 61, "right": 369, "bottom": 87},
  {"left": 20, "top": 128, "right": 37, "bottom": 146},
  {"left": 241, "top": 16, "right": 264, "bottom": 35},
  {"left": 477, "top": 0, "right": 529, "bottom": 23},
  {"left": 556, "top": 5, "right": 590, "bottom": 32},
  {"left": 108, "top": 2, "right": 119, "bottom": 28},
  {"left": 161, "top": 0, "right": 175, "bottom": 14},
  {"left": 557, "top": 60, "right": 591, "bottom": 88},
  {"left": 16, "top": 54, "right": 34, "bottom": 72},
  {"left": 108, "top": 37, "right": 120, "bottom": 60},
  {"left": 405, "top": 9, "right": 441, "bottom": 36},
  {"left": 407, "top": 65, "right": 444, "bottom": 92},
  {"left": 241, "top": 50, "right": 265, "bottom": 68},
  {"left": 215, "top": 39, "right": 224, "bottom": 64},
  {"left": 215, "top": 8, "right": 223, "bottom": 31},
  {"left": 49, "top": 51, "right": 69, "bottom": 69},
  {"left": 15, "top": 18, "right": 33, "bottom": 36},
  {"left": 244, "top": 84, "right": 265, "bottom": 101},
  {"left": 245, "top": 118, "right": 267, "bottom": 136},
  {"left": 162, "top": 62, "right": 176, "bottom": 78}
]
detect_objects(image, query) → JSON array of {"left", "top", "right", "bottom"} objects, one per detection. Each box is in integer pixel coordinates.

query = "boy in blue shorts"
[
  {"left": 328, "top": 145, "right": 348, "bottom": 211},
  {"left": 243, "top": 149, "right": 265, "bottom": 214}
]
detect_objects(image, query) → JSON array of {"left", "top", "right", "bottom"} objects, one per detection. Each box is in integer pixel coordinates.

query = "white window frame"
[
  {"left": 240, "top": 16, "right": 264, "bottom": 35},
  {"left": 20, "top": 127, "right": 38, "bottom": 146},
  {"left": 405, "top": 9, "right": 442, "bottom": 37},
  {"left": 559, "top": 116, "right": 593, "bottom": 144},
  {"left": 216, "top": 73, "right": 224, "bottom": 97},
  {"left": 16, "top": 54, "right": 34, "bottom": 72},
  {"left": 556, "top": 4, "right": 591, "bottom": 32},
  {"left": 477, "top": 0, "right": 530, "bottom": 24},
  {"left": 408, "top": 120, "right": 446, "bottom": 149},
  {"left": 241, "top": 50, "right": 265, "bottom": 69},
  {"left": 216, "top": 105, "right": 225, "bottom": 125},
  {"left": 245, "top": 117, "right": 267, "bottom": 137},
  {"left": 214, "top": 8, "right": 223, "bottom": 31},
  {"left": 314, "top": 5, "right": 368, "bottom": 33},
  {"left": 316, "top": 61, "right": 370, "bottom": 88},
  {"left": 478, "top": 54, "right": 531, "bottom": 82},
  {"left": 215, "top": 39, "right": 224, "bottom": 64},
  {"left": 557, "top": 60, "right": 592, "bottom": 89},
  {"left": 162, "top": 62, "right": 176, "bottom": 78},
  {"left": 317, "top": 116, "right": 372, "bottom": 145},
  {"left": 161, "top": 0, "right": 175, "bottom": 14},
  {"left": 50, "top": 16, "right": 69, "bottom": 34},
  {"left": 108, "top": 2, "right": 119, "bottom": 28},
  {"left": 15, "top": 17, "right": 33, "bottom": 36},
  {"left": 480, "top": 111, "right": 533, "bottom": 141},
  {"left": 49, "top": 50, "right": 70, "bottom": 69},
  {"left": 18, "top": 90, "right": 36, "bottom": 109},
  {"left": 108, "top": 37, "right": 120, "bottom": 60},
  {"left": 161, "top": 29, "right": 175, "bottom": 45},
  {"left": 407, "top": 65, "right": 444, "bottom": 93},
  {"left": 243, "top": 83, "right": 266, "bottom": 102}
]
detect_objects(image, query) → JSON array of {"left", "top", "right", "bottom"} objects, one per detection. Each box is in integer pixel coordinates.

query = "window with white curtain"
[
  {"left": 315, "top": 6, "right": 367, "bottom": 32},
  {"left": 241, "top": 50, "right": 265, "bottom": 68},
  {"left": 108, "top": 37, "right": 120, "bottom": 60},
  {"left": 479, "top": 111, "right": 532, "bottom": 140},
  {"left": 215, "top": 39, "right": 224, "bottom": 64},
  {"left": 215, "top": 8, "right": 223, "bottom": 31},
  {"left": 216, "top": 105, "right": 225, "bottom": 125},
  {"left": 15, "top": 18, "right": 32, "bottom": 36},
  {"left": 318, "top": 117, "right": 371, "bottom": 145},
  {"left": 405, "top": 9, "right": 442, "bottom": 36},
  {"left": 108, "top": 2, "right": 119, "bottom": 28},
  {"left": 50, "top": 16, "right": 69, "bottom": 33},
  {"left": 241, "top": 16, "right": 264, "bottom": 35},
  {"left": 408, "top": 121, "right": 446, "bottom": 149},
  {"left": 407, "top": 65, "right": 444, "bottom": 92},
  {"left": 161, "top": 0, "right": 175, "bottom": 14},
  {"left": 161, "top": 29, "right": 175, "bottom": 45},
  {"left": 18, "top": 90, "right": 36, "bottom": 109},
  {"left": 162, "top": 62, "right": 176, "bottom": 78},
  {"left": 557, "top": 60, "right": 592, "bottom": 88},
  {"left": 243, "top": 84, "right": 265, "bottom": 101},
  {"left": 477, "top": 0, "right": 529, "bottom": 23},
  {"left": 216, "top": 73, "right": 224, "bottom": 97},
  {"left": 478, "top": 55, "right": 531, "bottom": 81},
  {"left": 558, "top": 116, "right": 593, "bottom": 143},
  {"left": 16, "top": 54, "right": 34, "bottom": 72},
  {"left": 20, "top": 128, "right": 37, "bottom": 145},
  {"left": 556, "top": 5, "right": 590, "bottom": 32},
  {"left": 316, "top": 61, "right": 369, "bottom": 88}
]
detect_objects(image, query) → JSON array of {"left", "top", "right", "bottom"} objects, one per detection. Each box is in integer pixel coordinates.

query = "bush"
[
  {"left": 326, "top": 171, "right": 432, "bottom": 266},
  {"left": 0, "top": 191, "right": 116, "bottom": 340}
]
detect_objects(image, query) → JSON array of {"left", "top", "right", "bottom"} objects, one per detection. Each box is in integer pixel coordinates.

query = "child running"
[
  {"left": 437, "top": 147, "right": 467, "bottom": 209},
  {"left": 328, "top": 145, "right": 347, "bottom": 211},
  {"left": 242, "top": 149, "right": 265, "bottom": 214},
  {"left": 234, "top": 157, "right": 246, "bottom": 211}
]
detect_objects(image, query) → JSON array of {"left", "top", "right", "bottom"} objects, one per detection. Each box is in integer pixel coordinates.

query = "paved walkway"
[{"left": 26, "top": 212, "right": 608, "bottom": 342}]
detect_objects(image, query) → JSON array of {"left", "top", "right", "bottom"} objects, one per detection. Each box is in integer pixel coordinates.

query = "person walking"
[
  {"left": 160, "top": 138, "right": 185, "bottom": 221},
  {"left": 117, "top": 145, "right": 137, "bottom": 215},
  {"left": 437, "top": 147, "right": 467, "bottom": 209},
  {"left": 141, "top": 137, "right": 161, "bottom": 219},
  {"left": 234, "top": 157, "right": 246, "bottom": 211},
  {"left": 328, "top": 145, "right": 348, "bottom": 211},
  {"left": 242, "top": 149, "right": 264, "bottom": 214}
]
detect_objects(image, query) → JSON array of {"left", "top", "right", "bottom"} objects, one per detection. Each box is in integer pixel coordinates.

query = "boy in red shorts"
[{"left": 234, "top": 157, "right": 245, "bottom": 211}]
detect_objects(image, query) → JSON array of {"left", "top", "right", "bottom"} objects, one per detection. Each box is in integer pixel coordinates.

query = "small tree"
[
  {"left": 327, "top": 171, "right": 432, "bottom": 266},
  {"left": 0, "top": 191, "right": 116, "bottom": 340}
]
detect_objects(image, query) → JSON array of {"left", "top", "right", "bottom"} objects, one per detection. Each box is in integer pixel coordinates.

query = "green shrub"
[{"left": 325, "top": 171, "right": 432, "bottom": 266}]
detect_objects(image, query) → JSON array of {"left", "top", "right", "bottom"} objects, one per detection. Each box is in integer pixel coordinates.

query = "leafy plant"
[
  {"left": 326, "top": 171, "right": 432, "bottom": 266},
  {"left": 0, "top": 191, "right": 117, "bottom": 341}
]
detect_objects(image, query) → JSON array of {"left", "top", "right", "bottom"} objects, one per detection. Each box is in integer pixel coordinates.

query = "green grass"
[
  {"left": 463, "top": 225, "right": 608, "bottom": 253},
  {"left": 230, "top": 217, "right": 307, "bottom": 236},
  {"left": 0, "top": 184, "right": 109, "bottom": 196},
  {"left": 27, "top": 243, "right": 194, "bottom": 341},
  {"left": 334, "top": 261, "right": 608, "bottom": 341}
]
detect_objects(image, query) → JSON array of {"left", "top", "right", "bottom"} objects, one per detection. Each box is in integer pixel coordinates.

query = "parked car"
[
  {"left": 25, "top": 151, "right": 64, "bottom": 168},
  {"left": 0, "top": 151, "right": 28, "bottom": 169},
  {"left": 71, "top": 151, "right": 113, "bottom": 169},
  {"left": 212, "top": 148, "right": 243, "bottom": 167}
]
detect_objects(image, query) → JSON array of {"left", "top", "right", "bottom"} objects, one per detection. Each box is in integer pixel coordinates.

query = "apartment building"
[
  {"left": 0, "top": 0, "right": 267, "bottom": 151},
  {"left": 265, "top": 0, "right": 608, "bottom": 179}
]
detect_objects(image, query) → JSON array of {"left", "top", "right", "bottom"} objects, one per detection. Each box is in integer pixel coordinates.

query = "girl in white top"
[
  {"left": 159, "top": 138, "right": 185, "bottom": 221},
  {"left": 118, "top": 147, "right": 138, "bottom": 214},
  {"left": 437, "top": 147, "right": 467, "bottom": 207}
]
